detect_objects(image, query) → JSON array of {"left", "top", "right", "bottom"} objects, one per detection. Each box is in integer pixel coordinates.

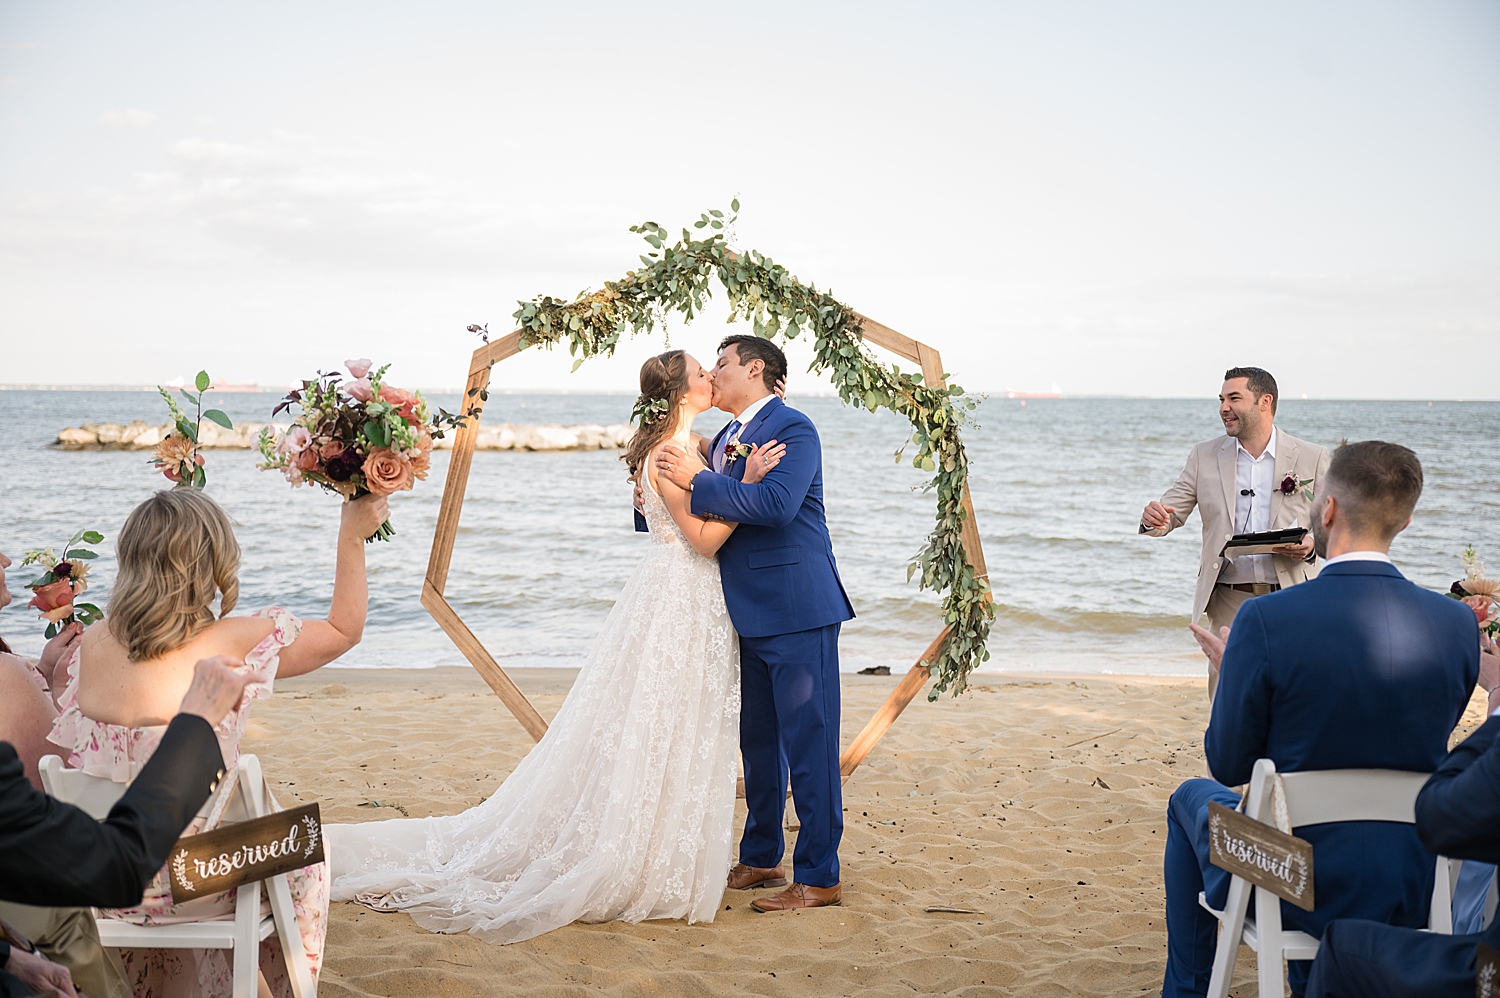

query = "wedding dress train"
[{"left": 326, "top": 476, "right": 741, "bottom": 943}]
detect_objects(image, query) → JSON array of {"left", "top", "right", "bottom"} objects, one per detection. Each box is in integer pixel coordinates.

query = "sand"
[{"left": 242, "top": 667, "right": 1492, "bottom": 998}]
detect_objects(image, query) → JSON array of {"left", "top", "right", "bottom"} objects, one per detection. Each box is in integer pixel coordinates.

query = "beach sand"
[{"left": 244, "top": 668, "right": 1492, "bottom": 997}]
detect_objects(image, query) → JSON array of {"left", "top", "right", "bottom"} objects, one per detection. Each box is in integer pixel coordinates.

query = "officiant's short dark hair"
[
  {"left": 1325, "top": 440, "right": 1423, "bottom": 538},
  {"left": 1224, "top": 366, "right": 1278, "bottom": 413},
  {"left": 720, "top": 334, "right": 787, "bottom": 391}
]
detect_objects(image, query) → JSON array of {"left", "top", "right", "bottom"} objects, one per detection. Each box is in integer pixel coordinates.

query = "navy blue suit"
[
  {"left": 690, "top": 396, "right": 854, "bottom": 887},
  {"left": 1162, "top": 560, "right": 1479, "bottom": 998},
  {"left": 1305, "top": 715, "right": 1500, "bottom": 997}
]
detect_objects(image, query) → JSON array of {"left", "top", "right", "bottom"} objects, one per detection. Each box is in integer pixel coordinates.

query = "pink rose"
[
  {"left": 345, "top": 358, "right": 373, "bottom": 379},
  {"left": 1463, "top": 595, "right": 1498, "bottom": 628},
  {"left": 361, "top": 447, "right": 415, "bottom": 495},
  {"left": 344, "top": 377, "right": 374, "bottom": 402},
  {"left": 278, "top": 425, "right": 311, "bottom": 455},
  {"left": 29, "top": 579, "right": 75, "bottom": 622},
  {"left": 294, "top": 447, "right": 320, "bottom": 471},
  {"left": 319, "top": 439, "right": 345, "bottom": 461}
]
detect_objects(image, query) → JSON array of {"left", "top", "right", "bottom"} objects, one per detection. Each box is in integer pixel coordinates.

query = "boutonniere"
[
  {"left": 1279, "top": 474, "right": 1314, "bottom": 501},
  {"left": 723, "top": 441, "right": 752, "bottom": 466}
]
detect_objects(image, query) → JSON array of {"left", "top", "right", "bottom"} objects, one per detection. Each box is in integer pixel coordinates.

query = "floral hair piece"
[{"left": 631, "top": 394, "right": 671, "bottom": 426}]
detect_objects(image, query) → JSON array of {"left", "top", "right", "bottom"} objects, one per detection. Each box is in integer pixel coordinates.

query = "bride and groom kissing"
[{"left": 327, "top": 334, "right": 856, "bottom": 944}]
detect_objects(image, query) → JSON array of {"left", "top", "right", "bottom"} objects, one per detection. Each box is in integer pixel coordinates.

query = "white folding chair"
[
  {"left": 39, "top": 753, "right": 317, "bottom": 998},
  {"left": 1201, "top": 758, "right": 1453, "bottom": 998}
]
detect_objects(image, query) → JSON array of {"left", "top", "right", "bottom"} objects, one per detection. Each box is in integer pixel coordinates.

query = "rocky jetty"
[{"left": 53, "top": 422, "right": 635, "bottom": 452}]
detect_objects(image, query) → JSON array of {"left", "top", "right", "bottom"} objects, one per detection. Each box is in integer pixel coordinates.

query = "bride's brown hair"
[
  {"left": 622, "top": 349, "right": 688, "bottom": 483},
  {"left": 108, "top": 489, "right": 241, "bottom": 661}
]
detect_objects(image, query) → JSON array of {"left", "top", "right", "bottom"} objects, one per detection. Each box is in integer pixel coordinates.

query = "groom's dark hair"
[
  {"left": 1224, "top": 366, "right": 1278, "bottom": 414},
  {"left": 720, "top": 334, "right": 787, "bottom": 392}
]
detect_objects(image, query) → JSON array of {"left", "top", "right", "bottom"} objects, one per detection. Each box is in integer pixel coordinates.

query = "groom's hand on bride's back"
[{"left": 655, "top": 443, "right": 707, "bottom": 491}]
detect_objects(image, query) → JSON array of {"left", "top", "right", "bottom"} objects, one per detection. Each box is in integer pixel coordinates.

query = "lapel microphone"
[{"left": 1241, "top": 489, "right": 1256, "bottom": 497}]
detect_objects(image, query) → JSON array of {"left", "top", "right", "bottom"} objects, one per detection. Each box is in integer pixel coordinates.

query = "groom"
[{"left": 656, "top": 334, "right": 854, "bottom": 912}]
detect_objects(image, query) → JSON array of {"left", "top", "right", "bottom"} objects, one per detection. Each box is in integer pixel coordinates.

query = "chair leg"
[
  {"left": 267, "top": 873, "right": 316, "bottom": 998},
  {"left": 1206, "top": 876, "right": 1252, "bottom": 998},
  {"left": 233, "top": 881, "right": 262, "bottom": 998},
  {"left": 1253, "top": 886, "right": 1287, "bottom": 998}
]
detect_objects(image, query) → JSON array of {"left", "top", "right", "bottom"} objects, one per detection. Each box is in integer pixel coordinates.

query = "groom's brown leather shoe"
[
  {"left": 727, "top": 863, "right": 787, "bottom": 890},
  {"left": 751, "top": 883, "right": 841, "bottom": 911}
]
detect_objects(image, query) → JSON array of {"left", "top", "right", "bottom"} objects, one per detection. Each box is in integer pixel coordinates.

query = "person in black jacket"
[
  {"left": 0, "top": 655, "right": 252, "bottom": 998},
  {"left": 1305, "top": 679, "right": 1500, "bottom": 998}
]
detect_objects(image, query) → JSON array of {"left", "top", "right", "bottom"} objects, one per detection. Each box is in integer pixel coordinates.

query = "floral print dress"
[{"left": 48, "top": 607, "right": 328, "bottom": 998}]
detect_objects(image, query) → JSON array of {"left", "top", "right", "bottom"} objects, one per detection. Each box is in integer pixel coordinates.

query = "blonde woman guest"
[
  {"left": 0, "top": 550, "right": 84, "bottom": 791},
  {"left": 46, "top": 488, "right": 388, "bottom": 998}
]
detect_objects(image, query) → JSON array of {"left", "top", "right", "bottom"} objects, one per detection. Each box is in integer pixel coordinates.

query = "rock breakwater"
[{"left": 53, "top": 422, "right": 635, "bottom": 452}]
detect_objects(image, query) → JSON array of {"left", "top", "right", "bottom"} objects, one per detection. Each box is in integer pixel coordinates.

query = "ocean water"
[{"left": 1, "top": 390, "right": 1495, "bottom": 675}]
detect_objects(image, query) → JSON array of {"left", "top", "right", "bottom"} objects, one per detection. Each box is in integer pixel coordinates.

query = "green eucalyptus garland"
[{"left": 507, "top": 204, "right": 993, "bottom": 698}]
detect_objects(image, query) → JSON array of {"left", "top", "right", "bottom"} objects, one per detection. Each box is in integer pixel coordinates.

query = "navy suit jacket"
[
  {"left": 1207, "top": 559, "right": 1480, "bottom": 933},
  {"left": 1416, "top": 714, "right": 1500, "bottom": 865},
  {"left": 687, "top": 397, "right": 854, "bottom": 638}
]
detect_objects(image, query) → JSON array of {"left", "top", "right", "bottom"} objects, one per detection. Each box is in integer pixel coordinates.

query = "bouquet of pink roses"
[
  {"left": 257, "top": 359, "right": 469, "bottom": 541},
  {"left": 21, "top": 529, "right": 105, "bottom": 638}
]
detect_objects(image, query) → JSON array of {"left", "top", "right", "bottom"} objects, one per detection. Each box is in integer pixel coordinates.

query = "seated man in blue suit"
[
  {"left": 657, "top": 334, "right": 855, "bottom": 912},
  {"left": 1161, "top": 440, "right": 1480, "bottom": 998},
  {"left": 1304, "top": 660, "right": 1500, "bottom": 997}
]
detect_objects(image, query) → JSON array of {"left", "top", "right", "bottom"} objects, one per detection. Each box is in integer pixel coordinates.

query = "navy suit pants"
[
  {"left": 738, "top": 623, "right": 843, "bottom": 887},
  {"left": 1163, "top": 779, "right": 1315, "bottom": 997},
  {"left": 1306, "top": 918, "right": 1485, "bottom": 997}
]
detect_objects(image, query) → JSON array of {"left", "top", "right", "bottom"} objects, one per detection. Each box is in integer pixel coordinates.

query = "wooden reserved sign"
[
  {"left": 169, "top": 803, "right": 323, "bottom": 903},
  {"left": 1478, "top": 942, "right": 1500, "bottom": 998},
  {"left": 1207, "top": 801, "right": 1314, "bottom": 911}
]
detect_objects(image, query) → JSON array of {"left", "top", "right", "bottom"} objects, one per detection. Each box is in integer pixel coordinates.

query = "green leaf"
[
  {"left": 203, "top": 409, "right": 233, "bottom": 428},
  {"left": 45, "top": 622, "right": 57, "bottom": 640},
  {"left": 571, "top": 358, "right": 585, "bottom": 373},
  {"left": 363, "top": 420, "right": 389, "bottom": 448},
  {"left": 195, "top": 371, "right": 211, "bottom": 392},
  {"left": 176, "top": 419, "right": 198, "bottom": 443},
  {"left": 709, "top": 209, "right": 723, "bottom": 218},
  {"left": 192, "top": 464, "right": 206, "bottom": 488},
  {"left": 65, "top": 549, "right": 98, "bottom": 560},
  {"left": 730, "top": 198, "right": 740, "bottom": 212},
  {"left": 80, "top": 531, "right": 104, "bottom": 543},
  {"left": 179, "top": 389, "right": 199, "bottom": 405}
]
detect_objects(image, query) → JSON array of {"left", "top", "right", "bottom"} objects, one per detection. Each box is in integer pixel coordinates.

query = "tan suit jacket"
[{"left": 1145, "top": 430, "right": 1330, "bottom": 621}]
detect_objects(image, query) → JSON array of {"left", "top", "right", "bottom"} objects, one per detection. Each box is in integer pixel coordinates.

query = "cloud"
[
  {"left": 0, "top": 77, "right": 22, "bottom": 93},
  {"left": 97, "top": 108, "right": 156, "bottom": 130}
]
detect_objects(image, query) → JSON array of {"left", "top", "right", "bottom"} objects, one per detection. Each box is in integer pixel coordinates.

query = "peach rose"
[
  {"left": 361, "top": 447, "right": 414, "bottom": 495},
  {"left": 319, "top": 439, "right": 345, "bottom": 461},
  {"left": 1463, "top": 595, "right": 1498, "bottom": 629},
  {"left": 294, "top": 447, "right": 320, "bottom": 471},
  {"left": 28, "top": 579, "right": 75, "bottom": 622},
  {"left": 379, "top": 384, "right": 421, "bottom": 420}
]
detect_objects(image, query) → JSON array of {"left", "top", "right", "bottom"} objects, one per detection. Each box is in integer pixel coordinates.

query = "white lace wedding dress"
[{"left": 326, "top": 476, "right": 741, "bottom": 944}]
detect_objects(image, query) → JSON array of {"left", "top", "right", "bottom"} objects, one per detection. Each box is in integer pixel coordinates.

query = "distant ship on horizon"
[{"left": 1005, "top": 385, "right": 1062, "bottom": 400}]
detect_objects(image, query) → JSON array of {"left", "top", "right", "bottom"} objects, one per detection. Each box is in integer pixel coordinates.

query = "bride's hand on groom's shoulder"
[
  {"left": 655, "top": 443, "right": 707, "bottom": 490},
  {"left": 743, "top": 440, "right": 785, "bottom": 484}
]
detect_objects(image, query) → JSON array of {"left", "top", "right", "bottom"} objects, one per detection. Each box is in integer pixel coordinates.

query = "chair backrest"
[
  {"left": 39, "top": 754, "right": 250, "bottom": 823},
  {"left": 38, "top": 755, "right": 129, "bottom": 819},
  {"left": 1278, "top": 767, "right": 1428, "bottom": 827}
]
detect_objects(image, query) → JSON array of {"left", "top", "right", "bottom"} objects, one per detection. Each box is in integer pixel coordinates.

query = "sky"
[{"left": 1, "top": 1, "right": 1496, "bottom": 398}]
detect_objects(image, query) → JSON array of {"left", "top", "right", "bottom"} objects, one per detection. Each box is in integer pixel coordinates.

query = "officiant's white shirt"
[{"left": 1221, "top": 427, "right": 1278, "bottom": 585}]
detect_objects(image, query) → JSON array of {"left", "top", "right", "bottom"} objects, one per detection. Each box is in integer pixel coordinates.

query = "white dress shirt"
[
  {"left": 1220, "top": 427, "right": 1279, "bottom": 585},
  {"left": 1320, "top": 551, "right": 1393, "bottom": 568},
  {"left": 714, "top": 394, "right": 775, "bottom": 473}
]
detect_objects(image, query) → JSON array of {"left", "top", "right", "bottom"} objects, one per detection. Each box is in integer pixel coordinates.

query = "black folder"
[{"left": 1220, "top": 527, "right": 1309, "bottom": 559}]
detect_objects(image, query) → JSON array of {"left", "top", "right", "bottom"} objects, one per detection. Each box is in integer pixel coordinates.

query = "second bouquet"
[{"left": 258, "top": 359, "right": 467, "bottom": 541}]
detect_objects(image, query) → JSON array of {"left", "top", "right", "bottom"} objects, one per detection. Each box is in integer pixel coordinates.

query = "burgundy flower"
[
  {"left": 1279, "top": 475, "right": 1298, "bottom": 495},
  {"left": 324, "top": 449, "right": 363, "bottom": 482},
  {"left": 53, "top": 560, "right": 73, "bottom": 579},
  {"left": 1452, "top": 580, "right": 1470, "bottom": 595}
]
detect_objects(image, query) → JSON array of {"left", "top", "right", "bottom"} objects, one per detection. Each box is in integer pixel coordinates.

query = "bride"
[{"left": 327, "top": 349, "right": 783, "bottom": 944}]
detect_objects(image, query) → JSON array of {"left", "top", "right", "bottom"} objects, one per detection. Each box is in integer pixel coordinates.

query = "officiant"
[{"left": 1138, "top": 367, "right": 1329, "bottom": 699}]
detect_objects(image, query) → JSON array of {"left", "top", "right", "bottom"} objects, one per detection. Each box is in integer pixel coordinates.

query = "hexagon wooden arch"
[{"left": 421, "top": 314, "right": 990, "bottom": 787}]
